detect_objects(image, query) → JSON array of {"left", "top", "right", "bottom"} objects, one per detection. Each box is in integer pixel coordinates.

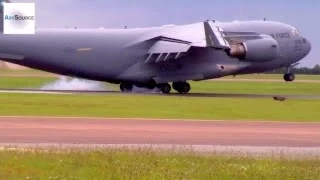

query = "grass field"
[
  {"left": 223, "top": 74, "right": 320, "bottom": 80},
  {"left": 1, "top": 76, "right": 320, "bottom": 95},
  {"left": 0, "top": 73, "right": 318, "bottom": 122},
  {"left": 0, "top": 148, "right": 319, "bottom": 180},
  {"left": 192, "top": 81, "right": 320, "bottom": 95},
  {"left": 0, "top": 93, "right": 319, "bottom": 122},
  {"left": 0, "top": 77, "right": 56, "bottom": 89},
  {"left": 0, "top": 69, "right": 56, "bottom": 77}
]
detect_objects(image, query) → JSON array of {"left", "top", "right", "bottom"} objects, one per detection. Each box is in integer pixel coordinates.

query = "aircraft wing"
[
  {"left": 144, "top": 37, "right": 192, "bottom": 63},
  {"left": 204, "top": 20, "right": 263, "bottom": 48},
  {"left": 142, "top": 20, "right": 264, "bottom": 63}
]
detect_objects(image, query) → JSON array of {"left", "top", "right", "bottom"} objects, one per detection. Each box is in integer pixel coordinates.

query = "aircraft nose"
[{"left": 304, "top": 37, "right": 312, "bottom": 55}]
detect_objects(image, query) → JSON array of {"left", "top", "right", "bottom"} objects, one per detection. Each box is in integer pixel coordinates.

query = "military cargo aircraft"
[{"left": 0, "top": 0, "right": 312, "bottom": 94}]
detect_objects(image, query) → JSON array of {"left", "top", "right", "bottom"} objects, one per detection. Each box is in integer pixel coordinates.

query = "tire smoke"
[
  {"left": 40, "top": 76, "right": 107, "bottom": 91},
  {"left": 131, "top": 85, "right": 161, "bottom": 93}
]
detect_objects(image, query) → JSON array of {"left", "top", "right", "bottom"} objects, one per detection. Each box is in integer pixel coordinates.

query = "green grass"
[
  {"left": 0, "top": 69, "right": 56, "bottom": 77},
  {"left": 192, "top": 81, "right": 320, "bottom": 95},
  {"left": 0, "top": 77, "right": 56, "bottom": 89},
  {"left": 223, "top": 74, "right": 320, "bottom": 80},
  {"left": 1, "top": 77, "right": 320, "bottom": 95},
  {"left": 0, "top": 148, "right": 319, "bottom": 179},
  {"left": 0, "top": 93, "right": 320, "bottom": 122}
]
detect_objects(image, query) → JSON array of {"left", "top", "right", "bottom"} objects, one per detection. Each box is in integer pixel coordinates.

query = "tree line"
[{"left": 266, "top": 64, "right": 320, "bottom": 75}]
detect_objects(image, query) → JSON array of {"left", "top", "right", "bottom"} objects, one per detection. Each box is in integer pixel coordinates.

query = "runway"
[
  {"left": 0, "top": 117, "right": 319, "bottom": 147},
  {"left": 1, "top": 89, "right": 319, "bottom": 156},
  {"left": 1, "top": 88, "right": 320, "bottom": 99}
]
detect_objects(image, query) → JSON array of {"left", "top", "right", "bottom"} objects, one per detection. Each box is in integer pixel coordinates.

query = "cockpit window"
[{"left": 302, "top": 38, "right": 307, "bottom": 44}]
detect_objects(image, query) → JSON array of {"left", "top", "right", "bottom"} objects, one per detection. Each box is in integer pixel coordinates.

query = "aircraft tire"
[
  {"left": 158, "top": 83, "right": 171, "bottom": 94},
  {"left": 120, "top": 82, "right": 133, "bottom": 92},
  {"left": 284, "top": 73, "right": 295, "bottom": 82},
  {"left": 172, "top": 82, "right": 179, "bottom": 91},
  {"left": 181, "top": 82, "right": 191, "bottom": 93},
  {"left": 172, "top": 82, "right": 190, "bottom": 94},
  {"left": 146, "top": 79, "right": 157, "bottom": 89},
  {"left": 172, "top": 82, "right": 182, "bottom": 93}
]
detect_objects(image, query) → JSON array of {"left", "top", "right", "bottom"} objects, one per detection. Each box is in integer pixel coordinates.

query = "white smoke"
[
  {"left": 40, "top": 76, "right": 165, "bottom": 93},
  {"left": 40, "top": 76, "right": 106, "bottom": 91},
  {"left": 131, "top": 85, "right": 161, "bottom": 94}
]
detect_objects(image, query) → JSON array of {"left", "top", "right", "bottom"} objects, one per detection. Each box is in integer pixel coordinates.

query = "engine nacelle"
[{"left": 228, "top": 38, "right": 279, "bottom": 62}]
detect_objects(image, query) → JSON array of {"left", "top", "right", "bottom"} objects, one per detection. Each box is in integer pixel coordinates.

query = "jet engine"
[{"left": 227, "top": 38, "right": 279, "bottom": 62}]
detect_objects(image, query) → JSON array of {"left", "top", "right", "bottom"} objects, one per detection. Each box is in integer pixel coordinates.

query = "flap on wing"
[
  {"left": 148, "top": 40, "right": 191, "bottom": 54},
  {"left": 145, "top": 40, "right": 191, "bottom": 63},
  {"left": 152, "top": 36, "right": 192, "bottom": 45}
]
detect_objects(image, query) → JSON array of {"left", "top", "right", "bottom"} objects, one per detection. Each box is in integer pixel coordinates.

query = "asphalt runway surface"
[
  {"left": 0, "top": 117, "right": 319, "bottom": 147},
  {"left": 1, "top": 88, "right": 320, "bottom": 99}
]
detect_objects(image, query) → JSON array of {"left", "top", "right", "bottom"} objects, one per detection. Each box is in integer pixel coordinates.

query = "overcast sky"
[{"left": 14, "top": 0, "right": 319, "bottom": 67}]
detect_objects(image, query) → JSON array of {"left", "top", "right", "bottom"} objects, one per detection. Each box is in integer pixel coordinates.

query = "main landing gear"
[
  {"left": 156, "top": 83, "right": 171, "bottom": 94},
  {"left": 119, "top": 82, "right": 133, "bottom": 92},
  {"left": 158, "top": 82, "right": 191, "bottom": 94},
  {"left": 119, "top": 81, "right": 172, "bottom": 94},
  {"left": 119, "top": 81, "right": 191, "bottom": 94},
  {"left": 283, "top": 67, "right": 295, "bottom": 82},
  {"left": 172, "top": 82, "right": 191, "bottom": 94}
]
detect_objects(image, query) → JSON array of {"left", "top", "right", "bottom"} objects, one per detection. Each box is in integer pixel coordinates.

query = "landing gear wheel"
[
  {"left": 146, "top": 79, "right": 156, "bottom": 89},
  {"left": 172, "top": 82, "right": 180, "bottom": 92},
  {"left": 172, "top": 82, "right": 191, "bottom": 94},
  {"left": 157, "top": 83, "right": 171, "bottom": 94},
  {"left": 284, "top": 73, "right": 295, "bottom": 82},
  {"left": 180, "top": 82, "right": 191, "bottom": 94},
  {"left": 120, "top": 82, "right": 133, "bottom": 92}
]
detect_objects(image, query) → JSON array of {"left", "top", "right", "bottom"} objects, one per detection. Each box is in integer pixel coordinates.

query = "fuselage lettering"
[{"left": 270, "top": 32, "right": 290, "bottom": 39}]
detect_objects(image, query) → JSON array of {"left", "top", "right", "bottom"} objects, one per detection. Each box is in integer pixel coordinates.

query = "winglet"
[{"left": 204, "top": 20, "right": 230, "bottom": 49}]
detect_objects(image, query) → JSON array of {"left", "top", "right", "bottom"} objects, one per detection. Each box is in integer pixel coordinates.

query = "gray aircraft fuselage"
[{"left": 0, "top": 20, "right": 312, "bottom": 85}]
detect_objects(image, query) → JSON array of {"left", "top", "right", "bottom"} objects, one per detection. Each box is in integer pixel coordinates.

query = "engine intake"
[{"left": 228, "top": 38, "right": 279, "bottom": 62}]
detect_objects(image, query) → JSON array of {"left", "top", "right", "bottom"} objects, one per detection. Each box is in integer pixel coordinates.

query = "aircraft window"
[{"left": 302, "top": 38, "right": 307, "bottom": 44}]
